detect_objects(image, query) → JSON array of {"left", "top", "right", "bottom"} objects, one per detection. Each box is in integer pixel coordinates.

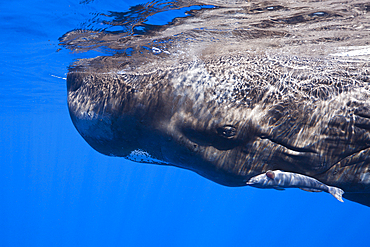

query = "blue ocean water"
[{"left": 1, "top": 1, "right": 369, "bottom": 246}]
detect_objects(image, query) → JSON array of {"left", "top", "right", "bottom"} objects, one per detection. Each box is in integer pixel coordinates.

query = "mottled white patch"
[{"left": 126, "top": 149, "right": 169, "bottom": 164}]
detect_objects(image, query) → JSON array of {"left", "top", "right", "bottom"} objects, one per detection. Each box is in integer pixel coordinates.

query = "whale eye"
[
  {"left": 216, "top": 125, "right": 237, "bottom": 138},
  {"left": 266, "top": 171, "right": 275, "bottom": 179},
  {"left": 181, "top": 124, "right": 241, "bottom": 150}
]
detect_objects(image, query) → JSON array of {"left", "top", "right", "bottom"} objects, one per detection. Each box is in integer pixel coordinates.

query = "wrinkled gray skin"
[{"left": 67, "top": 53, "right": 370, "bottom": 207}]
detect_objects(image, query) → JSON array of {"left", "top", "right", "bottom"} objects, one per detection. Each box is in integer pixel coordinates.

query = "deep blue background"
[{"left": 1, "top": 1, "right": 369, "bottom": 246}]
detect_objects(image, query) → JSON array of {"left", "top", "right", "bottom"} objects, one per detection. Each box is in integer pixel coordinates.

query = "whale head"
[
  {"left": 63, "top": 0, "right": 370, "bottom": 206},
  {"left": 67, "top": 52, "right": 370, "bottom": 192}
]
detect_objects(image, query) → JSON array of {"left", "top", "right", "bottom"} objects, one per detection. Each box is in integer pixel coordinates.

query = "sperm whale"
[{"left": 62, "top": 0, "right": 370, "bottom": 206}]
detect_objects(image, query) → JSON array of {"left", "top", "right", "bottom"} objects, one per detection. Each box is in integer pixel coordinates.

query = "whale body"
[
  {"left": 62, "top": 0, "right": 370, "bottom": 206},
  {"left": 67, "top": 53, "right": 370, "bottom": 206}
]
